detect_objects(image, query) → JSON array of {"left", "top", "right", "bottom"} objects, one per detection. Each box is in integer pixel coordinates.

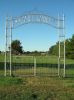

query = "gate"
[
  {"left": 4, "top": 11, "right": 66, "bottom": 77},
  {"left": 12, "top": 56, "right": 34, "bottom": 76}
]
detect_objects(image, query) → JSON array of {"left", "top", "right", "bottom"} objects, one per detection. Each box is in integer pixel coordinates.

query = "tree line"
[
  {"left": 49, "top": 34, "right": 74, "bottom": 59},
  {"left": 11, "top": 34, "right": 74, "bottom": 59},
  {"left": 11, "top": 40, "right": 47, "bottom": 56}
]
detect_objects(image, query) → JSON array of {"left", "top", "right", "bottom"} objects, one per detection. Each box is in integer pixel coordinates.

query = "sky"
[{"left": 0, "top": 0, "right": 74, "bottom": 51}]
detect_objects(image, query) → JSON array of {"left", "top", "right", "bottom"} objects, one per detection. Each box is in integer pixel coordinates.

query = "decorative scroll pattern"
[{"left": 7, "top": 13, "right": 64, "bottom": 29}]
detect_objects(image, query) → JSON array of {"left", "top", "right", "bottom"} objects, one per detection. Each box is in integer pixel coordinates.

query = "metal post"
[
  {"left": 58, "top": 14, "right": 60, "bottom": 77},
  {"left": 63, "top": 14, "right": 66, "bottom": 77},
  {"left": 34, "top": 57, "right": 36, "bottom": 76},
  {"left": 10, "top": 17, "right": 12, "bottom": 76},
  {"left": 58, "top": 57, "right": 60, "bottom": 76},
  {"left": 4, "top": 17, "right": 7, "bottom": 76}
]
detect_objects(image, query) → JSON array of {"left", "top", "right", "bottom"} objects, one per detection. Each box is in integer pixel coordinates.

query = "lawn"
[
  {"left": 1, "top": 54, "right": 74, "bottom": 64},
  {"left": 0, "top": 77, "right": 74, "bottom": 100},
  {"left": 0, "top": 54, "right": 74, "bottom": 99},
  {"left": 0, "top": 54, "right": 74, "bottom": 77}
]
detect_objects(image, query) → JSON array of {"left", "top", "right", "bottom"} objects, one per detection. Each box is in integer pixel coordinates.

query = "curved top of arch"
[{"left": 7, "top": 11, "right": 64, "bottom": 29}]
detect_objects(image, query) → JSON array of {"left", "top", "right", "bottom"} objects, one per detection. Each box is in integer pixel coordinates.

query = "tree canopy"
[
  {"left": 11, "top": 40, "right": 23, "bottom": 54},
  {"left": 49, "top": 34, "right": 74, "bottom": 59}
]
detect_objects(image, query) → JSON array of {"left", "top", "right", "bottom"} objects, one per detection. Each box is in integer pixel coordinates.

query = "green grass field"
[
  {"left": 1, "top": 54, "right": 74, "bottom": 64},
  {"left": 0, "top": 54, "right": 74, "bottom": 99},
  {"left": 0, "top": 54, "right": 74, "bottom": 77},
  {"left": 0, "top": 77, "right": 74, "bottom": 100}
]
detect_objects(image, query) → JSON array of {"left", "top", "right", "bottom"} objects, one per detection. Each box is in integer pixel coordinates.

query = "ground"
[
  {"left": 0, "top": 54, "right": 74, "bottom": 99},
  {"left": 0, "top": 77, "right": 74, "bottom": 100}
]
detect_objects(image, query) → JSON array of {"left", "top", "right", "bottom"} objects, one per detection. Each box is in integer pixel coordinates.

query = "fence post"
[
  {"left": 34, "top": 57, "right": 36, "bottom": 76},
  {"left": 58, "top": 58, "right": 60, "bottom": 77}
]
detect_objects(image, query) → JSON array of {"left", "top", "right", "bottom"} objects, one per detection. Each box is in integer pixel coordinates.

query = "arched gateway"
[{"left": 5, "top": 11, "right": 65, "bottom": 77}]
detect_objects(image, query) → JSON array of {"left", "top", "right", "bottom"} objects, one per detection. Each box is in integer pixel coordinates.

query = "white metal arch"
[{"left": 5, "top": 11, "right": 65, "bottom": 77}]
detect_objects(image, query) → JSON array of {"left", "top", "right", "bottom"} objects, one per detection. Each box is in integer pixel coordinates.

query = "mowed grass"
[
  {"left": 12, "top": 55, "right": 74, "bottom": 64},
  {"left": 12, "top": 67, "right": 58, "bottom": 76},
  {"left": 0, "top": 54, "right": 74, "bottom": 64},
  {"left": 0, "top": 54, "right": 74, "bottom": 77},
  {"left": 0, "top": 54, "right": 73, "bottom": 77}
]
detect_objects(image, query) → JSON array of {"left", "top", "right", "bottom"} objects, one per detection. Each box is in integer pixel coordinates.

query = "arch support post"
[
  {"left": 58, "top": 14, "right": 66, "bottom": 77},
  {"left": 58, "top": 14, "right": 60, "bottom": 77},
  {"left": 4, "top": 17, "right": 7, "bottom": 77},
  {"left": 4, "top": 16, "right": 12, "bottom": 77},
  {"left": 63, "top": 15, "right": 66, "bottom": 77},
  {"left": 10, "top": 17, "right": 12, "bottom": 76}
]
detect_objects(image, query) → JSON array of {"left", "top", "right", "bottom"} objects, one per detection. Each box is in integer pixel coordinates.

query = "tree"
[
  {"left": 66, "top": 35, "right": 74, "bottom": 59},
  {"left": 49, "top": 42, "right": 59, "bottom": 56},
  {"left": 0, "top": 51, "right": 1, "bottom": 54},
  {"left": 65, "top": 39, "right": 71, "bottom": 58},
  {"left": 11, "top": 40, "right": 23, "bottom": 54},
  {"left": 49, "top": 34, "right": 74, "bottom": 59}
]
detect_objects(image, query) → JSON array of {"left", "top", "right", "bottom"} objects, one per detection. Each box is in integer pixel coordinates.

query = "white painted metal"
[
  {"left": 57, "top": 14, "right": 66, "bottom": 77},
  {"left": 10, "top": 17, "right": 12, "bottom": 76},
  {"left": 4, "top": 17, "right": 7, "bottom": 76},
  {"left": 63, "top": 15, "right": 66, "bottom": 77},
  {"left": 5, "top": 11, "right": 65, "bottom": 77},
  {"left": 34, "top": 57, "right": 36, "bottom": 76},
  {"left": 58, "top": 14, "right": 60, "bottom": 77}
]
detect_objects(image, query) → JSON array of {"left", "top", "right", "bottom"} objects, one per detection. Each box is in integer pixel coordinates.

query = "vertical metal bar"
[
  {"left": 4, "top": 17, "right": 7, "bottom": 76},
  {"left": 10, "top": 17, "right": 12, "bottom": 76},
  {"left": 34, "top": 56, "right": 36, "bottom": 76},
  {"left": 63, "top": 14, "right": 66, "bottom": 77},
  {"left": 58, "top": 14, "right": 60, "bottom": 77},
  {"left": 58, "top": 57, "right": 60, "bottom": 76}
]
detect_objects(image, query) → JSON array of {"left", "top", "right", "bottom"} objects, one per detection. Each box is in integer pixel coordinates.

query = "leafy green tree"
[
  {"left": 49, "top": 42, "right": 59, "bottom": 56},
  {"left": 66, "top": 35, "right": 74, "bottom": 59},
  {"left": 11, "top": 40, "right": 23, "bottom": 54},
  {"left": 65, "top": 39, "right": 70, "bottom": 57},
  {"left": 49, "top": 45, "right": 56, "bottom": 55},
  {"left": 49, "top": 34, "right": 74, "bottom": 59},
  {"left": 0, "top": 51, "right": 1, "bottom": 54}
]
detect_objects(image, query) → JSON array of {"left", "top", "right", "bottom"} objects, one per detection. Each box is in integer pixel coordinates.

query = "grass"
[
  {"left": 0, "top": 77, "right": 23, "bottom": 86},
  {"left": 0, "top": 54, "right": 74, "bottom": 99},
  {"left": 0, "top": 54, "right": 74, "bottom": 77},
  {"left": 12, "top": 67, "right": 58, "bottom": 76},
  {"left": 12, "top": 55, "right": 74, "bottom": 64},
  {"left": 0, "top": 66, "right": 74, "bottom": 77},
  {"left": 0, "top": 54, "right": 74, "bottom": 64},
  {"left": 0, "top": 77, "right": 74, "bottom": 100}
]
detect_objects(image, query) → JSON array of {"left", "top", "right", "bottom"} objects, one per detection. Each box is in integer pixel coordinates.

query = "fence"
[{"left": 0, "top": 55, "right": 74, "bottom": 77}]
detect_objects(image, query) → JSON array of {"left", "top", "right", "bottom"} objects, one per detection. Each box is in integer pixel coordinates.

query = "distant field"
[
  {"left": 0, "top": 54, "right": 74, "bottom": 77},
  {"left": 0, "top": 54, "right": 74, "bottom": 64}
]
